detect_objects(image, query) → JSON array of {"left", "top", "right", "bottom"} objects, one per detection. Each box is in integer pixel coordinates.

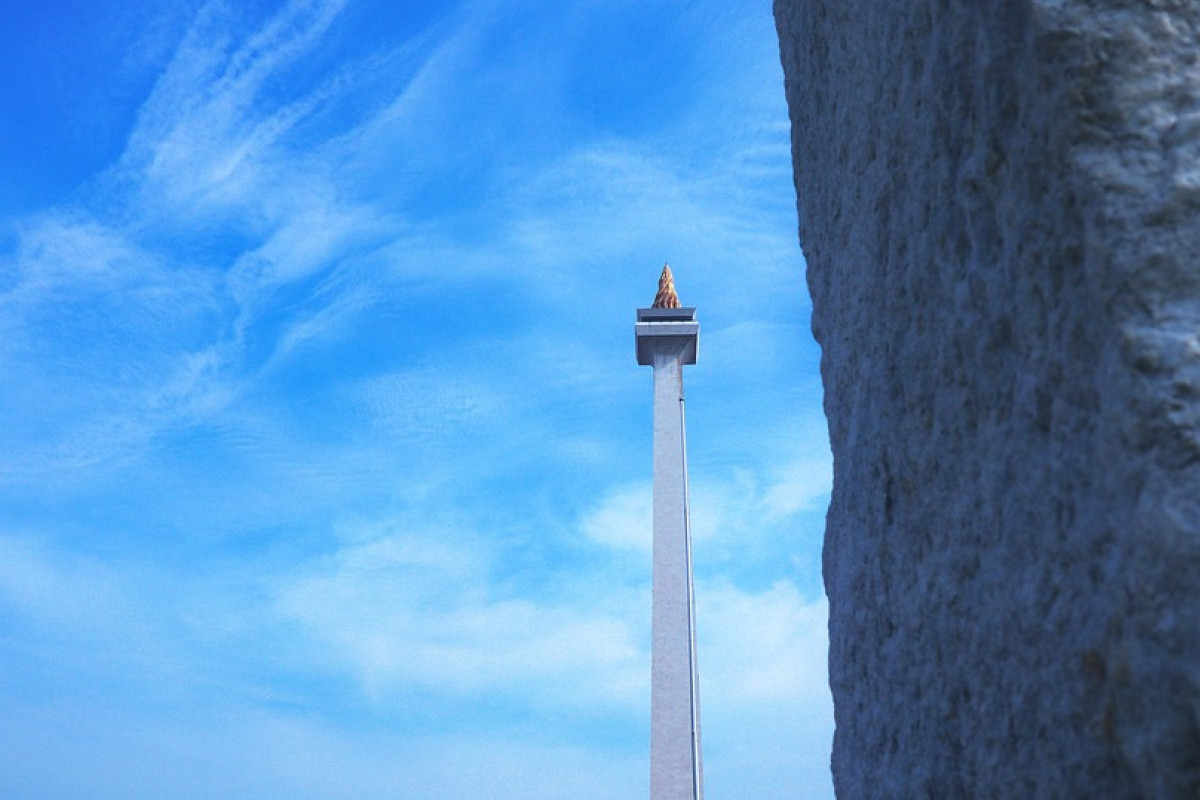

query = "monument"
[{"left": 635, "top": 265, "right": 703, "bottom": 800}]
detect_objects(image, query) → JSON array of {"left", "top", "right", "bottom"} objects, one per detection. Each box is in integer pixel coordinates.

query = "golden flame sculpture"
[{"left": 651, "top": 263, "right": 681, "bottom": 309}]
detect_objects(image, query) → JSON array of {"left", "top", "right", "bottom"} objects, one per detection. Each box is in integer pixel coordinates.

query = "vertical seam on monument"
[{"left": 680, "top": 392, "right": 702, "bottom": 800}]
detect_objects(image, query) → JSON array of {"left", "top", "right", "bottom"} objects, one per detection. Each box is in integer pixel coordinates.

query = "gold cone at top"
[{"left": 651, "top": 263, "right": 681, "bottom": 309}]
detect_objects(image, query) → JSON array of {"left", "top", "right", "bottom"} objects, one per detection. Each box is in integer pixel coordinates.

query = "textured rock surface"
[{"left": 775, "top": 2, "right": 1200, "bottom": 796}]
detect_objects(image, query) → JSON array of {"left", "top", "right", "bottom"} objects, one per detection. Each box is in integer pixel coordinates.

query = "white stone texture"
[
  {"left": 647, "top": 334, "right": 703, "bottom": 799},
  {"left": 774, "top": 1, "right": 1200, "bottom": 797}
]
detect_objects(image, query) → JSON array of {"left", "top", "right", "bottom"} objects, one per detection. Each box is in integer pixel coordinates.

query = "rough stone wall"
[{"left": 774, "top": 2, "right": 1200, "bottom": 796}]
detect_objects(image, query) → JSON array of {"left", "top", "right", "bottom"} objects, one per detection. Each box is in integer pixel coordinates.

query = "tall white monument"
[{"left": 635, "top": 264, "right": 703, "bottom": 800}]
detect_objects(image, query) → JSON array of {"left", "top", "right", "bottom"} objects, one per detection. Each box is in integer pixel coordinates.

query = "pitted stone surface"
[{"left": 774, "top": 2, "right": 1200, "bottom": 796}]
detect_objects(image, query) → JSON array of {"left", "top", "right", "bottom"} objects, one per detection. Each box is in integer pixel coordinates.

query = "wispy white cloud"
[
  {"left": 761, "top": 453, "right": 833, "bottom": 519},
  {"left": 0, "top": 2, "right": 415, "bottom": 475},
  {"left": 699, "top": 580, "right": 828, "bottom": 707},
  {"left": 581, "top": 482, "right": 651, "bottom": 552},
  {"left": 273, "top": 528, "right": 647, "bottom": 709},
  {"left": 0, "top": 534, "right": 129, "bottom": 629},
  {"left": 582, "top": 450, "right": 830, "bottom": 557},
  {"left": 698, "top": 581, "right": 833, "bottom": 798},
  {"left": 0, "top": 511, "right": 830, "bottom": 795},
  {"left": 121, "top": 0, "right": 351, "bottom": 202}
]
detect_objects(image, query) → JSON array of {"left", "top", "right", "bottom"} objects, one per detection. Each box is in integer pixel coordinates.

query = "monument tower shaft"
[{"left": 636, "top": 265, "right": 703, "bottom": 800}]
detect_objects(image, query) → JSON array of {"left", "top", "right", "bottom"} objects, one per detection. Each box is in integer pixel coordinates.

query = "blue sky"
[{"left": 0, "top": 1, "right": 832, "bottom": 797}]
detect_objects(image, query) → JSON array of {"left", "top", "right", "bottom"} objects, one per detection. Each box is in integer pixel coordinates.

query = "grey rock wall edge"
[{"left": 774, "top": 2, "right": 1200, "bottom": 797}]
